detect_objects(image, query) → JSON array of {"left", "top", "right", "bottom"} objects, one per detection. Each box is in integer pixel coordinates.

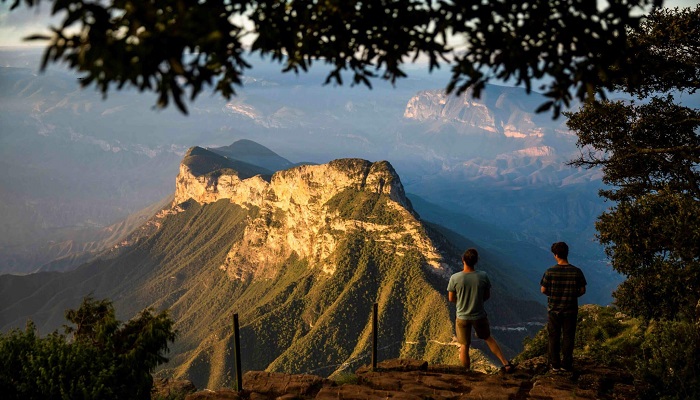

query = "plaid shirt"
[{"left": 540, "top": 264, "right": 587, "bottom": 312}]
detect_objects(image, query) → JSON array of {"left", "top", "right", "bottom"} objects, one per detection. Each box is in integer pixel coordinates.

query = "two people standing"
[{"left": 448, "top": 242, "right": 586, "bottom": 373}]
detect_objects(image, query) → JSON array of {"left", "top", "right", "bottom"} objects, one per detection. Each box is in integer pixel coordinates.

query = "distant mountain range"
[
  {"left": 0, "top": 49, "right": 627, "bottom": 306},
  {"left": 0, "top": 141, "right": 545, "bottom": 390}
]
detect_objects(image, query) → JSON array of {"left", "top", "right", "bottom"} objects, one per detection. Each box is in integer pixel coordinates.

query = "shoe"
[
  {"left": 501, "top": 362, "right": 515, "bottom": 374},
  {"left": 550, "top": 367, "right": 561, "bottom": 373}
]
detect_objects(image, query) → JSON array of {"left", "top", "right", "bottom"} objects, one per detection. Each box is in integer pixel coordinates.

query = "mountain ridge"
[{"left": 208, "top": 139, "right": 298, "bottom": 172}]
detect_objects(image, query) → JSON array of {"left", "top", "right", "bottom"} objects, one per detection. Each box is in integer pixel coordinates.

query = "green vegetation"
[
  {"left": 517, "top": 305, "right": 700, "bottom": 400},
  {"left": 331, "top": 372, "right": 359, "bottom": 385},
  {"left": 0, "top": 296, "right": 175, "bottom": 400},
  {"left": 263, "top": 230, "right": 456, "bottom": 375},
  {"left": 0, "top": 162, "right": 539, "bottom": 388},
  {"left": 325, "top": 188, "right": 402, "bottom": 225},
  {"left": 517, "top": 306, "right": 638, "bottom": 365},
  {"left": 635, "top": 319, "right": 700, "bottom": 400},
  {"left": 563, "top": 9, "right": 699, "bottom": 398},
  {"left": 150, "top": 184, "right": 465, "bottom": 384},
  {"left": 567, "top": 6, "right": 700, "bottom": 322},
  {"left": 114, "top": 190, "right": 459, "bottom": 386}
]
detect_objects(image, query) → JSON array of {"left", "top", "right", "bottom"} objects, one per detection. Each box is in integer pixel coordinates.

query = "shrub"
[
  {"left": 516, "top": 304, "right": 700, "bottom": 399},
  {"left": 0, "top": 296, "right": 176, "bottom": 400},
  {"left": 331, "top": 372, "right": 359, "bottom": 385},
  {"left": 515, "top": 305, "right": 644, "bottom": 366},
  {"left": 517, "top": 329, "right": 548, "bottom": 361},
  {"left": 634, "top": 319, "right": 700, "bottom": 400}
]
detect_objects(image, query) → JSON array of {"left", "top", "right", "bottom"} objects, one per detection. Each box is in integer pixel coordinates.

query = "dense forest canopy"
[{"left": 6, "top": 0, "right": 662, "bottom": 115}]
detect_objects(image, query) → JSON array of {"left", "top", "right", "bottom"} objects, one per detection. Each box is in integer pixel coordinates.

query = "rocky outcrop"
[
  {"left": 403, "top": 89, "right": 555, "bottom": 138},
  {"left": 182, "top": 357, "right": 640, "bottom": 400},
  {"left": 174, "top": 154, "right": 409, "bottom": 210},
  {"left": 153, "top": 378, "right": 197, "bottom": 399},
  {"left": 404, "top": 90, "right": 498, "bottom": 133},
  {"left": 172, "top": 152, "right": 446, "bottom": 281}
]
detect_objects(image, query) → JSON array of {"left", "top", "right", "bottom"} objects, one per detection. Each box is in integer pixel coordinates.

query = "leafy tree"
[
  {"left": 0, "top": 296, "right": 176, "bottom": 400},
  {"left": 621, "top": 6, "right": 700, "bottom": 96},
  {"left": 5, "top": 0, "right": 662, "bottom": 114},
  {"left": 566, "top": 6, "right": 700, "bottom": 321}
]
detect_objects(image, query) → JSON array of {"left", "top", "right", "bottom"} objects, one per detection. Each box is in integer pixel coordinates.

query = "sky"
[{"left": 1, "top": 0, "right": 698, "bottom": 47}]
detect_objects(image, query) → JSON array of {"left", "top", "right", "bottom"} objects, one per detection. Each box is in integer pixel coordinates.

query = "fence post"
[
  {"left": 233, "top": 313, "right": 243, "bottom": 391},
  {"left": 372, "top": 303, "right": 378, "bottom": 371}
]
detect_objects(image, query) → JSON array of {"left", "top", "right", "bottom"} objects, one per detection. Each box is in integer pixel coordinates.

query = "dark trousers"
[{"left": 547, "top": 310, "right": 578, "bottom": 369}]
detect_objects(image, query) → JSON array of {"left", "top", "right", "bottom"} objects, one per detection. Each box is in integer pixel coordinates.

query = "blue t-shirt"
[{"left": 447, "top": 270, "right": 491, "bottom": 320}]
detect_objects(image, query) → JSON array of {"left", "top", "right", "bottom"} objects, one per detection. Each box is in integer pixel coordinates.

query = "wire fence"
[
  {"left": 228, "top": 306, "right": 541, "bottom": 390},
  {"left": 231, "top": 302, "right": 413, "bottom": 390}
]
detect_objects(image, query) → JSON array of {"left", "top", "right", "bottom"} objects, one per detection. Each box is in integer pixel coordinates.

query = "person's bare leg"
[
  {"left": 459, "top": 344, "right": 470, "bottom": 369},
  {"left": 484, "top": 336, "right": 509, "bottom": 366}
]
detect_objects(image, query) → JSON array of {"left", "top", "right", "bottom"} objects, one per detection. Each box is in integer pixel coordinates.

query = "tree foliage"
[
  {"left": 635, "top": 319, "right": 700, "bottom": 400},
  {"left": 567, "top": 97, "right": 700, "bottom": 203},
  {"left": 0, "top": 296, "right": 176, "bottom": 400},
  {"left": 622, "top": 5, "right": 700, "bottom": 96},
  {"left": 566, "top": 6, "right": 700, "bottom": 321},
  {"left": 5, "top": 0, "right": 661, "bottom": 114}
]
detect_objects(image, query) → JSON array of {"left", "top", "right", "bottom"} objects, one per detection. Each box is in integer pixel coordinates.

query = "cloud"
[
  {"left": 0, "top": 3, "right": 61, "bottom": 46},
  {"left": 663, "top": 0, "right": 699, "bottom": 7}
]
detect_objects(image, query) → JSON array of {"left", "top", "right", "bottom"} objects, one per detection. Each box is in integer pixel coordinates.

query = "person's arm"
[
  {"left": 577, "top": 270, "right": 587, "bottom": 297},
  {"left": 448, "top": 291, "right": 457, "bottom": 303},
  {"left": 483, "top": 286, "right": 491, "bottom": 301},
  {"left": 540, "top": 271, "right": 549, "bottom": 296}
]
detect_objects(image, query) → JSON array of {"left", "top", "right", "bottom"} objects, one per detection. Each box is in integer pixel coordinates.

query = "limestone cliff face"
[
  {"left": 404, "top": 89, "right": 547, "bottom": 138},
  {"left": 173, "top": 154, "right": 445, "bottom": 281}
]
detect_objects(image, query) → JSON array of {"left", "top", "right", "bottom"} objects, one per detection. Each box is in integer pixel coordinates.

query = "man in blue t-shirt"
[
  {"left": 540, "top": 241, "right": 587, "bottom": 372},
  {"left": 447, "top": 248, "right": 513, "bottom": 372}
]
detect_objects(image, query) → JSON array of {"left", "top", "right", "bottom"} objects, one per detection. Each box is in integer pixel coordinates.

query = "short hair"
[
  {"left": 551, "top": 242, "right": 569, "bottom": 259},
  {"left": 462, "top": 248, "right": 479, "bottom": 267}
]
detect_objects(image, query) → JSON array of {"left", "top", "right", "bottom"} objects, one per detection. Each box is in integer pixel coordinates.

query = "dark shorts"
[{"left": 456, "top": 317, "right": 491, "bottom": 346}]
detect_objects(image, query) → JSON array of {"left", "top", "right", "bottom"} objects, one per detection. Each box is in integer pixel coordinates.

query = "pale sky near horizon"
[{"left": 0, "top": 0, "right": 698, "bottom": 48}]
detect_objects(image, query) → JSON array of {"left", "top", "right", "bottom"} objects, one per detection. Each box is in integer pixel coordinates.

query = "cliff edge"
[{"left": 158, "top": 357, "right": 639, "bottom": 400}]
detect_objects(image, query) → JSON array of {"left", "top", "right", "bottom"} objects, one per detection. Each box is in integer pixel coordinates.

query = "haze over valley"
[{"left": 0, "top": 47, "right": 650, "bottom": 385}]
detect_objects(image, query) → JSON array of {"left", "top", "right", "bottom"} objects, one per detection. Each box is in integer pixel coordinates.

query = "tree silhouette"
[
  {"left": 566, "top": 6, "right": 700, "bottom": 321},
  {"left": 6, "top": 0, "right": 662, "bottom": 114}
]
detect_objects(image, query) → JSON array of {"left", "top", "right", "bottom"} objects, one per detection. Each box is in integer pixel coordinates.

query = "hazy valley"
[{"left": 0, "top": 48, "right": 634, "bottom": 388}]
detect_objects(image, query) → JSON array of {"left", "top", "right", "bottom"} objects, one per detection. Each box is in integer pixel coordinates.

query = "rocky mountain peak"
[
  {"left": 176, "top": 151, "right": 412, "bottom": 212},
  {"left": 173, "top": 152, "right": 435, "bottom": 281}
]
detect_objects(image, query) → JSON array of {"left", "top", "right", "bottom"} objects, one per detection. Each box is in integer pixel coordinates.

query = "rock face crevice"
[{"left": 173, "top": 151, "right": 444, "bottom": 281}]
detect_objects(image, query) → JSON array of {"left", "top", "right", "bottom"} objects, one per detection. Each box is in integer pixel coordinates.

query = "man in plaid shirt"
[{"left": 540, "top": 242, "right": 587, "bottom": 372}]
